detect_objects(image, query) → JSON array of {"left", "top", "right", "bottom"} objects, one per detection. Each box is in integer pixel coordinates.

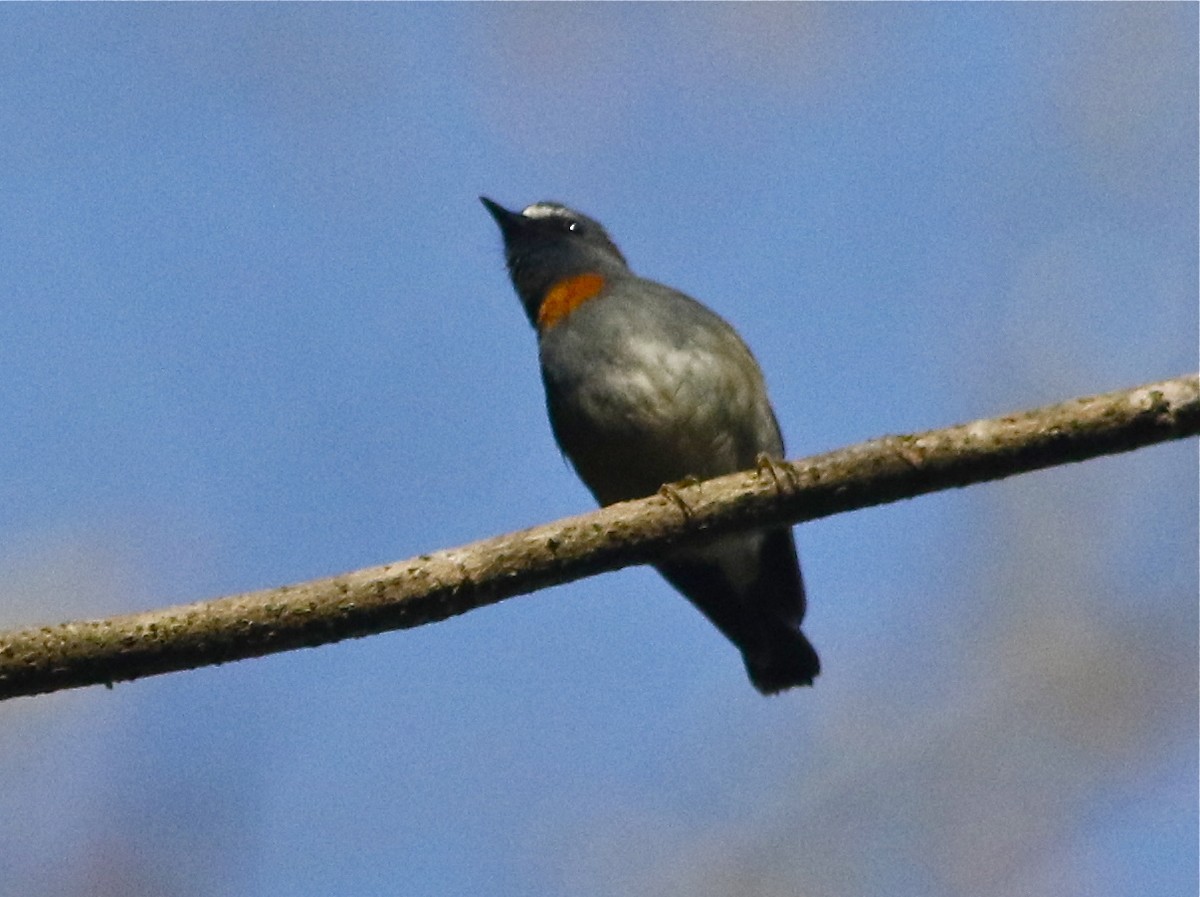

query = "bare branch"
[{"left": 1, "top": 375, "right": 1195, "bottom": 701}]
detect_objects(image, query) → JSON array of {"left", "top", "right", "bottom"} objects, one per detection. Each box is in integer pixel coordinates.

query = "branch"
[{"left": 1, "top": 375, "right": 1196, "bottom": 701}]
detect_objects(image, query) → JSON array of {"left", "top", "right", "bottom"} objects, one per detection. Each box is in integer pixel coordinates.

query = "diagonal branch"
[{"left": 1, "top": 375, "right": 1196, "bottom": 702}]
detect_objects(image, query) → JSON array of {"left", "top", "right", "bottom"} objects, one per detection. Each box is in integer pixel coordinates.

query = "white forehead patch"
[{"left": 521, "top": 202, "right": 571, "bottom": 220}]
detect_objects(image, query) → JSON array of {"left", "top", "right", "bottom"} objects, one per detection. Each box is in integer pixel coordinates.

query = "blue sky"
[{"left": 0, "top": 6, "right": 1195, "bottom": 897}]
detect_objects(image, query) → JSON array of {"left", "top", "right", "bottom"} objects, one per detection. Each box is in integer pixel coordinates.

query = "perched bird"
[{"left": 481, "top": 197, "right": 819, "bottom": 693}]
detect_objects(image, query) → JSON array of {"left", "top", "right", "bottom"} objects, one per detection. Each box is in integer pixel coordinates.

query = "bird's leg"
[
  {"left": 658, "top": 475, "right": 701, "bottom": 520},
  {"left": 755, "top": 453, "right": 800, "bottom": 494}
]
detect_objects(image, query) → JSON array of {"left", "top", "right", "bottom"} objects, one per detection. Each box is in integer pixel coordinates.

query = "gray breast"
[{"left": 539, "top": 287, "right": 782, "bottom": 505}]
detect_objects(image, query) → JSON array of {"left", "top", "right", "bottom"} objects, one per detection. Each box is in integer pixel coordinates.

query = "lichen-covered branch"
[{"left": 1, "top": 374, "right": 1195, "bottom": 701}]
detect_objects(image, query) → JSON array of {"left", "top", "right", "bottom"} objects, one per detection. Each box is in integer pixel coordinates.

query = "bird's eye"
[{"left": 565, "top": 219, "right": 581, "bottom": 233}]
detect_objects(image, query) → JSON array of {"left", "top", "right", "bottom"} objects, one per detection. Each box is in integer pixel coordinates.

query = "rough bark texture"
[{"left": 0, "top": 374, "right": 1195, "bottom": 701}]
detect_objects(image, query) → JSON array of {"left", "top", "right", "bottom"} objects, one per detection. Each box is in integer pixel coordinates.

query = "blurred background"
[{"left": 0, "top": 6, "right": 1195, "bottom": 896}]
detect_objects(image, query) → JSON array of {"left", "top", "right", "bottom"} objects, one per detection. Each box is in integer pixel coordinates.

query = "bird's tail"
[
  {"left": 657, "top": 527, "right": 820, "bottom": 694},
  {"left": 742, "top": 624, "right": 821, "bottom": 694}
]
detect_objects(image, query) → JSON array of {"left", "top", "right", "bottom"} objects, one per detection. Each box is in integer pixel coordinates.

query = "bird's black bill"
[{"left": 479, "top": 196, "right": 523, "bottom": 232}]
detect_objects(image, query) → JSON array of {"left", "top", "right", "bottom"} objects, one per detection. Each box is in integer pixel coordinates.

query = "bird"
[{"left": 481, "top": 197, "right": 819, "bottom": 694}]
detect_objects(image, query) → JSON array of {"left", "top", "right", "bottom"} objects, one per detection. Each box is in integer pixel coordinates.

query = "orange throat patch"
[{"left": 537, "top": 272, "right": 607, "bottom": 331}]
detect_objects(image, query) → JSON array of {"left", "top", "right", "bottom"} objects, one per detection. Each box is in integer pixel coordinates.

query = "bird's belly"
[{"left": 545, "top": 339, "right": 766, "bottom": 503}]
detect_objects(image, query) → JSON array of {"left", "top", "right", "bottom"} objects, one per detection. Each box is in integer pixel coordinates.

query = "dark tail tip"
[{"left": 745, "top": 629, "right": 821, "bottom": 695}]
